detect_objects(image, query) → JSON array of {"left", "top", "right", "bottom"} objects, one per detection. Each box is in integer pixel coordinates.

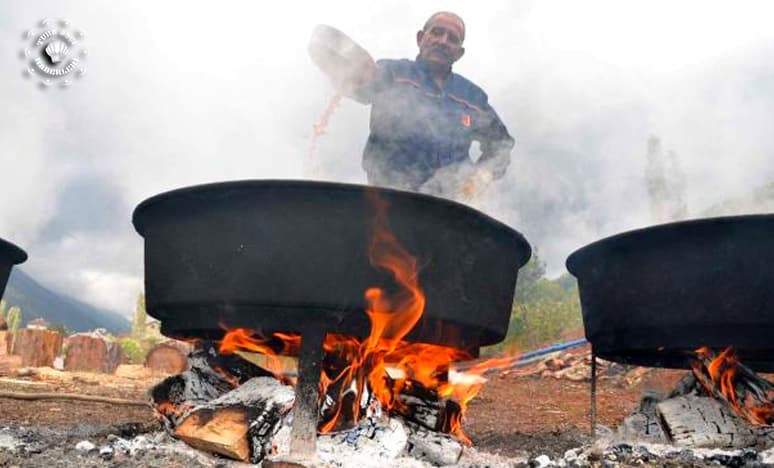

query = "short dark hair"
[{"left": 422, "top": 12, "right": 466, "bottom": 41}]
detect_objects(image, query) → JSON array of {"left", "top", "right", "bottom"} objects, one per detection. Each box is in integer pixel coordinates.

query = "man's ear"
[{"left": 416, "top": 30, "right": 424, "bottom": 46}]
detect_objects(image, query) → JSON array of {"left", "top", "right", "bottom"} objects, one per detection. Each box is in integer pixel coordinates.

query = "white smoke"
[{"left": 1, "top": 0, "right": 774, "bottom": 313}]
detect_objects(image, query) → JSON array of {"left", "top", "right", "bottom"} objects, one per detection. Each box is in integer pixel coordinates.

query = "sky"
[{"left": 1, "top": 0, "right": 773, "bottom": 316}]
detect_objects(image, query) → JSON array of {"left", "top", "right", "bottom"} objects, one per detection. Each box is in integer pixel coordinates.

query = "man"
[{"left": 348, "top": 12, "right": 515, "bottom": 198}]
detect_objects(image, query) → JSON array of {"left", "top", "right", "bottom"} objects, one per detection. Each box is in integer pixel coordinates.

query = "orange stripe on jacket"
[
  {"left": 448, "top": 94, "right": 484, "bottom": 113},
  {"left": 394, "top": 77, "right": 421, "bottom": 88}
]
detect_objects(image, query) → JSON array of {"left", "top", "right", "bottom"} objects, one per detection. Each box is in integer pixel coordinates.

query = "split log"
[
  {"left": 174, "top": 377, "right": 295, "bottom": 463},
  {"left": 64, "top": 335, "right": 107, "bottom": 372},
  {"left": 145, "top": 342, "right": 188, "bottom": 374},
  {"left": 175, "top": 407, "right": 251, "bottom": 461},
  {"left": 405, "top": 421, "right": 463, "bottom": 466},
  {"left": 150, "top": 343, "right": 275, "bottom": 429},
  {"left": 657, "top": 394, "right": 763, "bottom": 448},
  {"left": 617, "top": 391, "right": 668, "bottom": 443},
  {"left": 11, "top": 329, "right": 63, "bottom": 367}
]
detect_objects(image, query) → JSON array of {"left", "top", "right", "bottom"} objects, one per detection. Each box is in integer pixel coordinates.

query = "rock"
[
  {"left": 532, "top": 454, "right": 553, "bottom": 467},
  {"left": 98, "top": 445, "right": 114, "bottom": 459},
  {"left": 760, "top": 447, "right": 774, "bottom": 464},
  {"left": 544, "top": 358, "right": 565, "bottom": 371},
  {"left": 75, "top": 440, "right": 96, "bottom": 453}
]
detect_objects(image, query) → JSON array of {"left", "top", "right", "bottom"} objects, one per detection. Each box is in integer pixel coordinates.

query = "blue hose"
[
  {"left": 457, "top": 337, "right": 589, "bottom": 374},
  {"left": 517, "top": 337, "right": 588, "bottom": 361}
]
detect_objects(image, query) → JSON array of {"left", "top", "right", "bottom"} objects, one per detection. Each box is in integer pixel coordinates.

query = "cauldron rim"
[
  {"left": 132, "top": 179, "right": 532, "bottom": 266},
  {"left": 566, "top": 213, "right": 774, "bottom": 274},
  {"left": 0, "top": 237, "right": 28, "bottom": 264}
]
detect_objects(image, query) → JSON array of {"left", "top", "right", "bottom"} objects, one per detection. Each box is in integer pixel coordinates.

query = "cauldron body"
[
  {"left": 567, "top": 215, "right": 774, "bottom": 371},
  {"left": 0, "top": 238, "right": 27, "bottom": 299},
  {"left": 133, "top": 180, "right": 531, "bottom": 354}
]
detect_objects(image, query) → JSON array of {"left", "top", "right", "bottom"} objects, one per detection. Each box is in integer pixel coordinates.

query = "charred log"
[
  {"left": 393, "top": 379, "right": 462, "bottom": 435},
  {"left": 618, "top": 391, "right": 669, "bottom": 443},
  {"left": 657, "top": 394, "right": 760, "bottom": 448},
  {"left": 174, "top": 377, "right": 294, "bottom": 463},
  {"left": 692, "top": 348, "right": 774, "bottom": 425},
  {"left": 150, "top": 344, "right": 277, "bottom": 430}
]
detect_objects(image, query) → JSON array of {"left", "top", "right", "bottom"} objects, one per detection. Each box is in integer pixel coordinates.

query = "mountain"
[{"left": 2, "top": 269, "right": 130, "bottom": 334}]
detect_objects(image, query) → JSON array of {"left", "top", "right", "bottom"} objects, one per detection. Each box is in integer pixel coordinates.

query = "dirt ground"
[{"left": 0, "top": 347, "right": 688, "bottom": 463}]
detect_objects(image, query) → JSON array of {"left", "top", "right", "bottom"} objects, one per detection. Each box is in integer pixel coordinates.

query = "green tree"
[
  {"left": 132, "top": 293, "right": 147, "bottom": 340},
  {"left": 118, "top": 337, "right": 145, "bottom": 364},
  {"left": 48, "top": 323, "right": 70, "bottom": 336},
  {"left": 485, "top": 249, "right": 584, "bottom": 355},
  {"left": 514, "top": 249, "right": 546, "bottom": 303},
  {"left": 7, "top": 306, "right": 21, "bottom": 332}
]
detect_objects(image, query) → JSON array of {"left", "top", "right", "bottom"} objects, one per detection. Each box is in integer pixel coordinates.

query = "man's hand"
[{"left": 308, "top": 25, "right": 376, "bottom": 94}]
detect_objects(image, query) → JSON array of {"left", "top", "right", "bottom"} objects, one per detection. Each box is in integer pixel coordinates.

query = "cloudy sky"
[{"left": 1, "top": 1, "right": 773, "bottom": 316}]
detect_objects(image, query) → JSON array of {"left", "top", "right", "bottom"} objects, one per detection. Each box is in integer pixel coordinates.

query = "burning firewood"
[
  {"left": 173, "top": 377, "right": 294, "bottom": 463},
  {"left": 619, "top": 347, "right": 774, "bottom": 450},
  {"left": 691, "top": 347, "right": 774, "bottom": 425},
  {"left": 657, "top": 393, "right": 761, "bottom": 448},
  {"left": 393, "top": 379, "right": 463, "bottom": 434},
  {"left": 150, "top": 341, "right": 274, "bottom": 429}
]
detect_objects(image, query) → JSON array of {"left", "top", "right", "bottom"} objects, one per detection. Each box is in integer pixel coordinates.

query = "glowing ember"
[{"left": 693, "top": 346, "right": 774, "bottom": 425}]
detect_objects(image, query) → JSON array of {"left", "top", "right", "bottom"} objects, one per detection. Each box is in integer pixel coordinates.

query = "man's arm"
[
  {"left": 474, "top": 103, "right": 514, "bottom": 180},
  {"left": 349, "top": 59, "right": 393, "bottom": 104},
  {"left": 308, "top": 25, "right": 378, "bottom": 97}
]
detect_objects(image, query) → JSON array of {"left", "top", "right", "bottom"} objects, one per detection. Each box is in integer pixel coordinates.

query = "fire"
[
  {"left": 218, "top": 328, "right": 300, "bottom": 382},
  {"left": 216, "top": 191, "right": 521, "bottom": 444},
  {"left": 693, "top": 346, "right": 774, "bottom": 425}
]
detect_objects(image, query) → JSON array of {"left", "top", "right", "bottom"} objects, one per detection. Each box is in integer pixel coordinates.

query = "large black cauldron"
[
  {"left": 0, "top": 238, "right": 27, "bottom": 299},
  {"left": 132, "top": 180, "right": 531, "bottom": 354},
  {"left": 567, "top": 214, "right": 774, "bottom": 371}
]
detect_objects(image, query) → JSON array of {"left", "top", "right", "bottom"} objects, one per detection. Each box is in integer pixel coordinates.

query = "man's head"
[{"left": 417, "top": 12, "right": 465, "bottom": 73}]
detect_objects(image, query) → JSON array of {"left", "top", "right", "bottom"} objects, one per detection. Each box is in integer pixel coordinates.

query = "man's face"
[{"left": 417, "top": 15, "right": 465, "bottom": 69}]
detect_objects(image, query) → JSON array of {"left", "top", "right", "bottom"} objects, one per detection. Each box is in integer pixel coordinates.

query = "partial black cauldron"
[
  {"left": 567, "top": 214, "right": 774, "bottom": 371},
  {"left": 132, "top": 180, "right": 531, "bottom": 355},
  {"left": 0, "top": 238, "right": 27, "bottom": 299}
]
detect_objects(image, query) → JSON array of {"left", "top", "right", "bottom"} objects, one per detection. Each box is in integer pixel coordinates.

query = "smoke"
[{"left": 1, "top": 0, "right": 774, "bottom": 313}]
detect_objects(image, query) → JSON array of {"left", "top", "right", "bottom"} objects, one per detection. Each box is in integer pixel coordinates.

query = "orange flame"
[
  {"left": 219, "top": 328, "right": 299, "bottom": 381},
  {"left": 214, "top": 191, "right": 523, "bottom": 444},
  {"left": 693, "top": 346, "right": 774, "bottom": 425}
]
